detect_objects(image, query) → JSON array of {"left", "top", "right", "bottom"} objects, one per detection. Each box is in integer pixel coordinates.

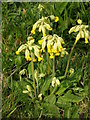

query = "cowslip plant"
[
  {"left": 40, "top": 34, "right": 68, "bottom": 78},
  {"left": 16, "top": 36, "right": 43, "bottom": 97},
  {"left": 65, "top": 19, "right": 90, "bottom": 77}
]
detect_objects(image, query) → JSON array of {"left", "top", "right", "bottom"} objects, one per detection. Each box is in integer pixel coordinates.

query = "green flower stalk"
[
  {"left": 47, "top": 52, "right": 49, "bottom": 75},
  {"left": 53, "top": 54, "right": 55, "bottom": 78},
  {"left": 31, "top": 58, "right": 36, "bottom": 97},
  {"left": 64, "top": 41, "right": 77, "bottom": 77},
  {"left": 16, "top": 37, "right": 43, "bottom": 97}
]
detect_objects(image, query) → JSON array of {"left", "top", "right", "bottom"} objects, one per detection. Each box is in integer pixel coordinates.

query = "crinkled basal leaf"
[
  {"left": 57, "top": 90, "right": 84, "bottom": 103},
  {"left": 56, "top": 80, "right": 71, "bottom": 95},
  {"left": 44, "top": 94, "right": 56, "bottom": 104},
  {"left": 40, "top": 76, "right": 52, "bottom": 94},
  {"left": 64, "top": 108, "right": 71, "bottom": 118},
  {"left": 15, "top": 56, "right": 22, "bottom": 66},
  {"left": 41, "top": 103, "right": 60, "bottom": 118},
  {"left": 56, "top": 101, "right": 71, "bottom": 109},
  {"left": 71, "top": 106, "right": 79, "bottom": 118}
]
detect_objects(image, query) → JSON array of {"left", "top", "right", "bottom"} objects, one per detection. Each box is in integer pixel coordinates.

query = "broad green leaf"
[
  {"left": 44, "top": 94, "right": 56, "bottom": 104},
  {"left": 15, "top": 56, "right": 22, "bottom": 67},
  {"left": 58, "top": 90, "right": 84, "bottom": 103},
  {"left": 56, "top": 101, "right": 71, "bottom": 109},
  {"left": 64, "top": 108, "right": 71, "bottom": 118},
  {"left": 40, "top": 75, "right": 52, "bottom": 94},
  {"left": 56, "top": 80, "right": 71, "bottom": 95},
  {"left": 41, "top": 103, "right": 60, "bottom": 118},
  {"left": 71, "top": 106, "right": 79, "bottom": 118}
]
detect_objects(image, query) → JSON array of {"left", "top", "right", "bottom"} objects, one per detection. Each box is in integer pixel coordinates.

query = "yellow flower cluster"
[
  {"left": 26, "top": 56, "right": 31, "bottom": 61},
  {"left": 39, "top": 34, "right": 67, "bottom": 59},
  {"left": 69, "top": 19, "right": 90, "bottom": 44},
  {"left": 47, "top": 46, "right": 63, "bottom": 58},
  {"left": 30, "top": 15, "right": 58, "bottom": 37},
  {"left": 16, "top": 37, "right": 43, "bottom": 62}
]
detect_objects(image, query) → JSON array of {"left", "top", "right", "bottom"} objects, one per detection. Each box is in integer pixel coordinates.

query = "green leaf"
[
  {"left": 56, "top": 102, "right": 71, "bottom": 109},
  {"left": 54, "top": 3, "right": 68, "bottom": 15},
  {"left": 71, "top": 106, "right": 79, "bottom": 118},
  {"left": 64, "top": 108, "right": 71, "bottom": 119},
  {"left": 56, "top": 80, "right": 71, "bottom": 95},
  {"left": 40, "top": 75, "right": 52, "bottom": 94},
  {"left": 58, "top": 90, "right": 84, "bottom": 103},
  {"left": 44, "top": 94, "right": 56, "bottom": 104},
  {"left": 41, "top": 103, "right": 60, "bottom": 118},
  {"left": 15, "top": 56, "right": 22, "bottom": 67}
]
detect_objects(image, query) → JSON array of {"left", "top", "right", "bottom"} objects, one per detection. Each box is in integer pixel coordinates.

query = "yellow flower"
[
  {"left": 74, "top": 29, "right": 76, "bottom": 32},
  {"left": 47, "top": 45, "right": 51, "bottom": 49},
  {"left": 31, "top": 36, "right": 33, "bottom": 39},
  {"left": 55, "top": 16, "right": 59, "bottom": 22},
  {"left": 43, "top": 33, "right": 46, "bottom": 37},
  {"left": 33, "top": 58, "right": 37, "bottom": 62},
  {"left": 26, "top": 56, "right": 31, "bottom": 61},
  {"left": 40, "top": 49, "right": 45, "bottom": 53},
  {"left": 38, "top": 57, "right": 43, "bottom": 62},
  {"left": 50, "top": 53, "right": 54, "bottom": 59},
  {"left": 59, "top": 46, "right": 63, "bottom": 52},
  {"left": 55, "top": 52, "right": 60, "bottom": 56},
  {"left": 31, "top": 29, "right": 35, "bottom": 34},
  {"left": 16, "top": 50, "right": 19, "bottom": 55},
  {"left": 62, "top": 41, "right": 65, "bottom": 44},
  {"left": 42, "top": 49, "right": 45, "bottom": 52},
  {"left": 61, "top": 54, "right": 64, "bottom": 57},
  {"left": 38, "top": 40, "right": 43, "bottom": 45},
  {"left": 40, "top": 49, "right": 43, "bottom": 53},
  {"left": 85, "top": 38, "right": 88, "bottom": 44},
  {"left": 52, "top": 48, "right": 55, "bottom": 53},
  {"left": 48, "top": 48, "right": 52, "bottom": 53},
  {"left": 54, "top": 50, "right": 57, "bottom": 53},
  {"left": 77, "top": 19, "right": 82, "bottom": 24},
  {"left": 49, "top": 28, "right": 53, "bottom": 31},
  {"left": 50, "top": 55, "right": 54, "bottom": 59}
]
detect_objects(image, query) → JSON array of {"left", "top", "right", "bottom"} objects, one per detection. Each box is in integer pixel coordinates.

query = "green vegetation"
[{"left": 2, "top": 2, "right": 90, "bottom": 119}]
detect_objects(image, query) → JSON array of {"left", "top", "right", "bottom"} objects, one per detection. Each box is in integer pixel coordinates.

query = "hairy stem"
[
  {"left": 53, "top": 55, "right": 55, "bottom": 78},
  {"left": 47, "top": 52, "right": 49, "bottom": 75},
  {"left": 32, "top": 60, "right": 36, "bottom": 97}
]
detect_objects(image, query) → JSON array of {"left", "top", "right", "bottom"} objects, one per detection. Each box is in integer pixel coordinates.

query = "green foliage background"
[{"left": 2, "top": 2, "right": 90, "bottom": 119}]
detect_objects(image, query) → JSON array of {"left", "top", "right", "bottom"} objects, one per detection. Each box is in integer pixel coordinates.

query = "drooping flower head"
[
  {"left": 31, "top": 15, "right": 59, "bottom": 37},
  {"left": 16, "top": 36, "right": 43, "bottom": 62},
  {"left": 39, "top": 34, "right": 68, "bottom": 59},
  {"left": 69, "top": 19, "right": 90, "bottom": 44}
]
